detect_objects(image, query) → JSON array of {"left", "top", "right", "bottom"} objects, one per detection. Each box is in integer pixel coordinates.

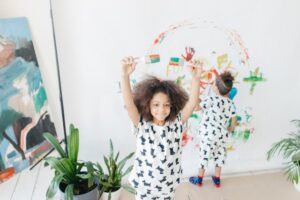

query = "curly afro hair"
[{"left": 133, "top": 76, "right": 188, "bottom": 122}]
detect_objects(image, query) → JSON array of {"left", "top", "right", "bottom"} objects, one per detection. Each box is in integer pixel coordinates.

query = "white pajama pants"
[{"left": 198, "top": 128, "right": 228, "bottom": 170}]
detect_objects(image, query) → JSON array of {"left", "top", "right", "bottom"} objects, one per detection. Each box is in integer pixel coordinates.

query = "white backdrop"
[{"left": 2, "top": 0, "right": 300, "bottom": 177}]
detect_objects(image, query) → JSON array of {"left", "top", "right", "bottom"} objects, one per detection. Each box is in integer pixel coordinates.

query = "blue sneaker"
[
  {"left": 212, "top": 176, "right": 221, "bottom": 188},
  {"left": 189, "top": 176, "right": 203, "bottom": 187}
]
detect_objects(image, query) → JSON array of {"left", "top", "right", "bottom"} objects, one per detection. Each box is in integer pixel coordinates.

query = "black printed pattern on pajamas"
[
  {"left": 129, "top": 114, "right": 183, "bottom": 200},
  {"left": 198, "top": 95, "right": 236, "bottom": 169}
]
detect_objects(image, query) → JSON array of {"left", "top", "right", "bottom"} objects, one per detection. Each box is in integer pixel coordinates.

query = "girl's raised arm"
[
  {"left": 121, "top": 57, "right": 140, "bottom": 127},
  {"left": 181, "top": 60, "right": 203, "bottom": 124}
]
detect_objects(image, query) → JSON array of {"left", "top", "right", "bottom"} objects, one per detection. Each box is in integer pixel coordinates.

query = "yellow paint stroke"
[
  {"left": 217, "top": 54, "right": 228, "bottom": 69},
  {"left": 227, "top": 145, "right": 235, "bottom": 152},
  {"left": 166, "top": 65, "right": 183, "bottom": 76}
]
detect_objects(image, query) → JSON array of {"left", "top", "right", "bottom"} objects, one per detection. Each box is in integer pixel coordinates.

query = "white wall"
[
  {"left": 50, "top": 0, "right": 300, "bottom": 176},
  {"left": 1, "top": 0, "right": 300, "bottom": 177}
]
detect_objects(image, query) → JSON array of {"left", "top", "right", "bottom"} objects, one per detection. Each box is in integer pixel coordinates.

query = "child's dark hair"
[
  {"left": 133, "top": 76, "right": 188, "bottom": 122},
  {"left": 215, "top": 71, "right": 234, "bottom": 95}
]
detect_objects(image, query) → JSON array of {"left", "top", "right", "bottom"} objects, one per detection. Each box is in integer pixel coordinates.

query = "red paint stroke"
[
  {"left": 153, "top": 32, "right": 167, "bottom": 45},
  {"left": 199, "top": 69, "right": 219, "bottom": 93},
  {"left": 230, "top": 31, "right": 250, "bottom": 62},
  {"left": 152, "top": 21, "right": 193, "bottom": 48}
]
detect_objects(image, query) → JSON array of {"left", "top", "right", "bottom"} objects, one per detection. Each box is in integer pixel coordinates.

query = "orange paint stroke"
[{"left": 199, "top": 69, "right": 219, "bottom": 92}]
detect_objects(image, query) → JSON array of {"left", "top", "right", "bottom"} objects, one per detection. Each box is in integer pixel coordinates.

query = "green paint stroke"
[
  {"left": 171, "top": 57, "right": 181, "bottom": 62},
  {"left": 175, "top": 75, "right": 185, "bottom": 86},
  {"left": 231, "top": 129, "right": 251, "bottom": 142},
  {"left": 159, "top": 35, "right": 166, "bottom": 44},
  {"left": 243, "top": 67, "right": 266, "bottom": 95},
  {"left": 151, "top": 58, "right": 160, "bottom": 63},
  {"left": 190, "top": 113, "right": 198, "bottom": 119},
  {"left": 34, "top": 86, "right": 47, "bottom": 113}
]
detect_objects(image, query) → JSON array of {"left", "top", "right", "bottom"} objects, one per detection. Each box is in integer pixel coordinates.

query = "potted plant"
[
  {"left": 43, "top": 124, "right": 98, "bottom": 200},
  {"left": 95, "top": 139, "right": 134, "bottom": 200},
  {"left": 267, "top": 119, "right": 300, "bottom": 191}
]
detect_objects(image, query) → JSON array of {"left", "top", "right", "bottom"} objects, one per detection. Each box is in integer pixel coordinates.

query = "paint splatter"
[
  {"left": 243, "top": 67, "right": 266, "bottom": 95},
  {"left": 190, "top": 113, "right": 199, "bottom": 119},
  {"left": 182, "top": 129, "right": 190, "bottom": 147},
  {"left": 122, "top": 19, "right": 266, "bottom": 153},
  {"left": 227, "top": 145, "right": 236, "bottom": 152},
  {"left": 217, "top": 54, "right": 228, "bottom": 69},
  {"left": 141, "top": 54, "right": 160, "bottom": 64},
  {"left": 175, "top": 75, "right": 185, "bottom": 86},
  {"left": 169, "top": 57, "right": 185, "bottom": 67},
  {"left": 231, "top": 128, "right": 253, "bottom": 142},
  {"left": 166, "top": 58, "right": 184, "bottom": 76}
]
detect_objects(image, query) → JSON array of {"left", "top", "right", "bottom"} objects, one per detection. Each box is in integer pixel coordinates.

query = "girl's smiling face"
[{"left": 150, "top": 92, "right": 171, "bottom": 125}]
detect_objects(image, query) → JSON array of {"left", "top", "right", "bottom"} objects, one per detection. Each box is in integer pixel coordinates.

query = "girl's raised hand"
[
  {"left": 121, "top": 56, "right": 138, "bottom": 76},
  {"left": 188, "top": 59, "right": 204, "bottom": 79}
]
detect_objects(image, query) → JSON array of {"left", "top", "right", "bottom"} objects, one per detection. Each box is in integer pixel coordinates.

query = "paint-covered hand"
[
  {"left": 188, "top": 59, "right": 204, "bottom": 79},
  {"left": 181, "top": 47, "right": 195, "bottom": 62},
  {"left": 121, "top": 56, "right": 138, "bottom": 76}
]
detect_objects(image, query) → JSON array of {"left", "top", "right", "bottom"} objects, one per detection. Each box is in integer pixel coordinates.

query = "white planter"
[
  {"left": 100, "top": 187, "right": 122, "bottom": 200},
  {"left": 59, "top": 185, "right": 98, "bottom": 200},
  {"left": 294, "top": 182, "right": 300, "bottom": 192}
]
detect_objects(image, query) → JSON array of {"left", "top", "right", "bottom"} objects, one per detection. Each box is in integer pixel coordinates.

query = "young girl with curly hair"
[{"left": 121, "top": 56, "right": 203, "bottom": 200}]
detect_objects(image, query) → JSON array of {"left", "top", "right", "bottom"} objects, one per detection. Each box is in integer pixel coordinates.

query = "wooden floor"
[{"left": 1, "top": 164, "right": 300, "bottom": 200}]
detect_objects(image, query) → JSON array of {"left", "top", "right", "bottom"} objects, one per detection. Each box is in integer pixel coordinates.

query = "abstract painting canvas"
[{"left": 0, "top": 17, "right": 57, "bottom": 183}]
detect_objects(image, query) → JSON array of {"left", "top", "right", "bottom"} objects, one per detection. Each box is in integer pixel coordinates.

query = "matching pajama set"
[
  {"left": 198, "top": 95, "right": 236, "bottom": 169},
  {"left": 129, "top": 114, "right": 184, "bottom": 200}
]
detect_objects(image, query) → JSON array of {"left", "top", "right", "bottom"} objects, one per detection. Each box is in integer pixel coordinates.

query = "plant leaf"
[
  {"left": 43, "top": 133, "right": 66, "bottom": 158},
  {"left": 108, "top": 191, "right": 112, "bottom": 200},
  {"left": 122, "top": 184, "right": 136, "bottom": 194},
  {"left": 115, "top": 152, "right": 120, "bottom": 162},
  {"left": 85, "top": 161, "right": 95, "bottom": 188},
  {"left": 104, "top": 156, "right": 111, "bottom": 177},
  {"left": 266, "top": 119, "right": 300, "bottom": 184},
  {"left": 44, "top": 157, "right": 76, "bottom": 183},
  {"left": 96, "top": 162, "right": 104, "bottom": 176},
  {"left": 118, "top": 152, "right": 134, "bottom": 173},
  {"left": 109, "top": 139, "right": 114, "bottom": 160},
  {"left": 68, "top": 125, "right": 79, "bottom": 162},
  {"left": 122, "top": 165, "right": 133, "bottom": 178},
  {"left": 65, "top": 184, "right": 74, "bottom": 200},
  {"left": 46, "top": 174, "right": 63, "bottom": 199}
]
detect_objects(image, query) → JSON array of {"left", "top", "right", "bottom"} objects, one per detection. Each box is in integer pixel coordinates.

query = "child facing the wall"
[{"left": 189, "top": 71, "right": 237, "bottom": 188}]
